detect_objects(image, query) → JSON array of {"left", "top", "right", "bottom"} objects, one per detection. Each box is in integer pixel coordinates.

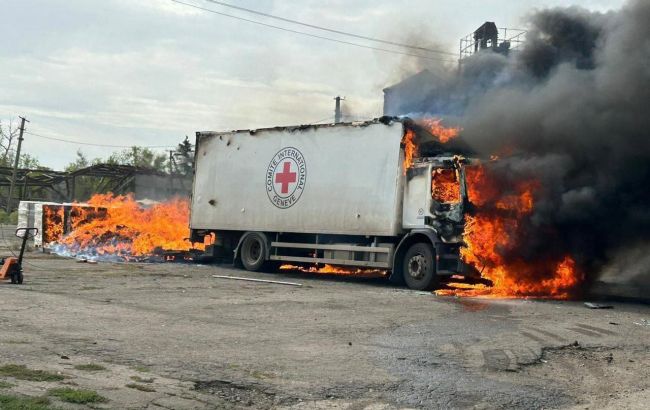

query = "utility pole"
[
  {"left": 6, "top": 116, "right": 29, "bottom": 212},
  {"left": 169, "top": 150, "right": 175, "bottom": 192},
  {"left": 334, "top": 96, "right": 345, "bottom": 124}
]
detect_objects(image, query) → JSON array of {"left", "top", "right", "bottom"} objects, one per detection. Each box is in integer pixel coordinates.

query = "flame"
[
  {"left": 403, "top": 119, "right": 462, "bottom": 174},
  {"left": 280, "top": 264, "right": 387, "bottom": 278},
  {"left": 418, "top": 118, "right": 461, "bottom": 143},
  {"left": 436, "top": 165, "right": 583, "bottom": 299},
  {"left": 51, "top": 193, "right": 202, "bottom": 261},
  {"left": 43, "top": 205, "right": 64, "bottom": 244},
  {"left": 402, "top": 129, "right": 418, "bottom": 174},
  {"left": 432, "top": 168, "right": 460, "bottom": 203}
]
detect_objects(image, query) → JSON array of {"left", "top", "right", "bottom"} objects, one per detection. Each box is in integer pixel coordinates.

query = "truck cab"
[{"left": 398, "top": 156, "right": 471, "bottom": 290}]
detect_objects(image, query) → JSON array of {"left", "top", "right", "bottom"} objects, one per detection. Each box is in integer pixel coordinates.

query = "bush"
[
  {"left": 0, "top": 365, "right": 64, "bottom": 382},
  {"left": 0, "top": 210, "right": 18, "bottom": 224},
  {"left": 0, "top": 394, "right": 52, "bottom": 410}
]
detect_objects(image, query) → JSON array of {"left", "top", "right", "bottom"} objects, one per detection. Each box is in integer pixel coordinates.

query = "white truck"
[{"left": 189, "top": 117, "right": 473, "bottom": 290}]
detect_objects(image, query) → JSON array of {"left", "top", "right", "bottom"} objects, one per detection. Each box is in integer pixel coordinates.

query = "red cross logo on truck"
[
  {"left": 275, "top": 162, "right": 297, "bottom": 194},
  {"left": 266, "top": 147, "right": 307, "bottom": 209}
]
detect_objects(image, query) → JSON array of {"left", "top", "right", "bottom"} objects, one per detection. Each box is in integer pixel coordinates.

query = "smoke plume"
[{"left": 396, "top": 0, "right": 650, "bottom": 293}]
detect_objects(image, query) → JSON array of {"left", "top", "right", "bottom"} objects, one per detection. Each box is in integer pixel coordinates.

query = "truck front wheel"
[
  {"left": 403, "top": 243, "right": 438, "bottom": 291},
  {"left": 240, "top": 233, "right": 267, "bottom": 271}
]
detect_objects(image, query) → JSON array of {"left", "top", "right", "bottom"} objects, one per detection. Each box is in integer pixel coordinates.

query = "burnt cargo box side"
[{"left": 190, "top": 120, "right": 406, "bottom": 237}]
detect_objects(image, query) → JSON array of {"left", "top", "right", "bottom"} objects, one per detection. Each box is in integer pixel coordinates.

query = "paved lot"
[{"left": 0, "top": 242, "right": 648, "bottom": 409}]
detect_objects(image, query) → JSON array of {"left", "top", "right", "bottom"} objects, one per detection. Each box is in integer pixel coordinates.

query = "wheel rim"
[
  {"left": 249, "top": 241, "right": 261, "bottom": 262},
  {"left": 408, "top": 254, "right": 428, "bottom": 280},
  {"left": 244, "top": 237, "right": 263, "bottom": 265}
]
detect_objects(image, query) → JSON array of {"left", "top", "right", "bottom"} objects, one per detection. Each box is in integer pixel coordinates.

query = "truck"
[{"left": 189, "top": 117, "right": 473, "bottom": 290}]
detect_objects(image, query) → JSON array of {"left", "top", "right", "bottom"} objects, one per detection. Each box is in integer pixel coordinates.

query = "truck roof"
[
  {"left": 195, "top": 116, "right": 407, "bottom": 137},
  {"left": 195, "top": 116, "right": 476, "bottom": 158}
]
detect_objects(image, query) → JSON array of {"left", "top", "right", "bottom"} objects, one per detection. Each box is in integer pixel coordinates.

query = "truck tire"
[
  {"left": 403, "top": 242, "right": 438, "bottom": 291},
  {"left": 240, "top": 233, "right": 267, "bottom": 272}
]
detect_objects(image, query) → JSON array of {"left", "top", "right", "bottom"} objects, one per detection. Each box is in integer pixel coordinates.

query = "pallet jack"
[{"left": 0, "top": 227, "right": 38, "bottom": 284}]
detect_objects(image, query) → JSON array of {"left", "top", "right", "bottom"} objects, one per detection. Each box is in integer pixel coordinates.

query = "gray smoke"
[{"left": 395, "top": 0, "right": 650, "bottom": 293}]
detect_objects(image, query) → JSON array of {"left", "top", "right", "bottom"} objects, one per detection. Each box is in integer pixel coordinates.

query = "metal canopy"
[{"left": 0, "top": 163, "right": 172, "bottom": 207}]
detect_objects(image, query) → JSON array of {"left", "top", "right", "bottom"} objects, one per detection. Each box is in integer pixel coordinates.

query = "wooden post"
[{"left": 6, "top": 116, "right": 28, "bottom": 212}]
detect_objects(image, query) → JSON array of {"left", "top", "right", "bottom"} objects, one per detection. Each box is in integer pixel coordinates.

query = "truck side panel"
[{"left": 191, "top": 122, "right": 405, "bottom": 236}]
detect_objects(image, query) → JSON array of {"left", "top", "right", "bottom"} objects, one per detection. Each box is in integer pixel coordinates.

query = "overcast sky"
[{"left": 0, "top": 0, "right": 625, "bottom": 169}]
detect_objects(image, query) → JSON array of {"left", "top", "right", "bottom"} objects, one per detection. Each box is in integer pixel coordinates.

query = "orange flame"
[
  {"left": 402, "top": 129, "right": 418, "bottom": 174},
  {"left": 54, "top": 193, "right": 202, "bottom": 259},
  {"left": 403, "top": 119, "right": 462, "bottom": 174},
  {"left": 419, "top": 118, "right": 461, "bottom": 143},
  {"left": 280, "top": 264, "right": 387, "bottom": 278},
  {"left": 43, "top": 205, "right": 64, "bottom": 244},
  {"left": 432, "top": 168, "right": 460, "bottom": 203},
  {"left": 436, "top": 165, "right": 583, "bottom": 299}
]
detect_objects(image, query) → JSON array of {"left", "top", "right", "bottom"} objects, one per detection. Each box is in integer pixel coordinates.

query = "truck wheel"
[
  {"left": 403, "top": 243, "right": 438, "bottom": 291},
  {"left": 240, "top": 233, "right": 266, "bottom": 271}
]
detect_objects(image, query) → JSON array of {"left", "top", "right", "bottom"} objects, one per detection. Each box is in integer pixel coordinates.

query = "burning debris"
[{"left": 47, "top": 194, "right": 202, "bottom": 262}]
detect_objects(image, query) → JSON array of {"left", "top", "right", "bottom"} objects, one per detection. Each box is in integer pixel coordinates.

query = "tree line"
[
  {"left": 0, "top": 120, "right": 194, "bottom": 174},
  {"left": 0, "top": 119, "right": 196, "bottom": 220}
]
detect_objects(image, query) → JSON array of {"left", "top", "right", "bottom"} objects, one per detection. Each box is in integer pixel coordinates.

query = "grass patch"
[
  {"left": 250, "top": 370, "right": 274, "bottom": 380},
  {"left": 0, "top": 394, "right": 52, "bottom": 410},
  {"left": 73, "top": 364, "right": 106, "bottom": 372},
  {"left": 129, "top": 375, "right": 154, "bottom": 383},
  {"left": 131, "top": 365, "right": 150, "bottom": 373},
  {"left": 125, "top": 383, "right": 156, "bottom": 392},
  {"left": 0, "top": 365, "right": 64, "bottom": 382},
  {"left": 48, "top": 387, "right": 107, "bottom": 404},
  {"left": 0, "top": 381, "right": 15, "bottom": 388}
]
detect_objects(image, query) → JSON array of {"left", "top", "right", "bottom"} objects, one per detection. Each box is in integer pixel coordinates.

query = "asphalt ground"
[{"left": 0, "top": 230, "right": 648, "bottom": 409}]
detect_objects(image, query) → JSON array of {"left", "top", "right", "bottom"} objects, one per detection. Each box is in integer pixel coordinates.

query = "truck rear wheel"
[
  {"left": 240, "top": 233, "right": 267, "bottom": 272},
  {"left": 403, "top": 242, "right": 438, "bottom": 291}
]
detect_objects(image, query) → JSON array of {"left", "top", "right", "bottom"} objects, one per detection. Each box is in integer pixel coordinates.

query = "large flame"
[
  {"left": 51, "top": 193, "right": 201, "bottom": 261},
  {"left": 403, "top": 119, "right": 462, "bottom": 174},
  {"left": 436, "top": 165, "right": 583, "bottom": 299},
  {"left": 432, "top": 168, "right": 461, "bottom": 203},
  {"left": 43, "top": 205, "right": 64, "bottom": 244},
  {"left": 402, "top": 129, "right": 418, "bottom": 174},
  {"left": 418, "top": 118, "right": 461, "bottom": 143}
]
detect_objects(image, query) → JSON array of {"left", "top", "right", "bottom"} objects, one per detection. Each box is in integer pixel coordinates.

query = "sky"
[{"left": 0, "top": 0, "right": 626, "bottom": 169}]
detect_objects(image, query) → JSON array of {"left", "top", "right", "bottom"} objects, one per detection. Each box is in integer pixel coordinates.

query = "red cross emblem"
[
  {"left": 275, "top": 161, "right": 297, "bottom": 194},
  {"left": 266, "top": 147, "right": 307, "bottom": 209}
]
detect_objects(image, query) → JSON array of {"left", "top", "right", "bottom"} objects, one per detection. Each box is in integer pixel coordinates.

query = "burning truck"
[
  {"left": 36, "top": 116, "right": 581, "bottom": 298},
  {"left": 189, "top": 117, "right": 477, "bottom": 290}
]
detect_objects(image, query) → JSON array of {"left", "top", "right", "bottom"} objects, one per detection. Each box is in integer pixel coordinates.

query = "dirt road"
[{"left": 0, "top": 250, "right": 648, "bottom": 409}]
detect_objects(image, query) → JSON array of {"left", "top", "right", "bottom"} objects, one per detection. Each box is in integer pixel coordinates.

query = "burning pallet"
[{"left": 18, "top": 194, "right": 205, "bottom": 263}]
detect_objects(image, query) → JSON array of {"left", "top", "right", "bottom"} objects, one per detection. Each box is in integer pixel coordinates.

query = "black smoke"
[{"left": 394, "top": 0, "right": 650, "bottom": 294}]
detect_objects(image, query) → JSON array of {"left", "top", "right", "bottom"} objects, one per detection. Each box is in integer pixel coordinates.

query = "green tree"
[
  {"left": 65, "top": 150, "right": 96, "bottom": 172},
  {"left": 107, "top": 146, "right": 167, "bottom": 171},
  {"left": 173, "top": 136, "right": 194, "bottom": 176},
  {"left": 19, "top": 153, "right": 42, "bottom": 169}
]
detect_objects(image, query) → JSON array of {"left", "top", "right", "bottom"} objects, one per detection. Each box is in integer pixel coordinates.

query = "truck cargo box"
[{"left": 191, "top": 119, "right": 407, "bottom": 237}]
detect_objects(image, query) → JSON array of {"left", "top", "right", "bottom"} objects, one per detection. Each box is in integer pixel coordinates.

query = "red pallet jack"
[{"left": 0, "top": 227, "right": 38, "bottom": 284}]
